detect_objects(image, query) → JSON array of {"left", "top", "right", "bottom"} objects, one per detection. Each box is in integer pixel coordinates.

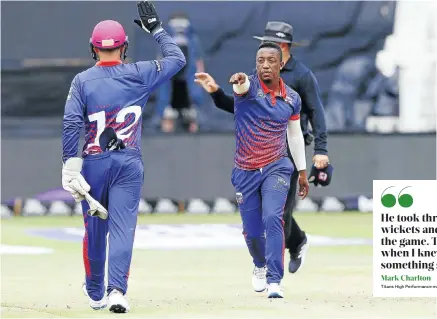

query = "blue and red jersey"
[
  {"left": 233, "top": 75, "right": 301, "bottom": 170},
  {"left": 62, "top": 30, "right": 186, "bottom": 163}
]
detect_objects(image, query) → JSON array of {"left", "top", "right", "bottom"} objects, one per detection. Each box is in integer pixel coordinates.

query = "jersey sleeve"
[
  {"left": 289, "top": 93, "right": 302, "bottom": 121},
  {"left": 211, "top": 88, "right": 234, "bottom": 114},
  {"left": 62, "top": 75, "right": 85, "bottom": 163},
  {"left": 300, "top": 70, "right": 328, "bottom": 155},
  {"left": 135, "top": 29, "right": 186, "bottom": 92}
]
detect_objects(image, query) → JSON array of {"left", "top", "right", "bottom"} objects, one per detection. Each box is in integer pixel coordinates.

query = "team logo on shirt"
[
  {"left": 256, "top": 89, "right": 265, "bottom": 98},
  {"left": 66, "top": 86, "right": 72, "bottom": 101},
  {"left": 153, "top": 60, "right": 162, "bottom": 72},
  {"left": 285, "top": 96, "right": 293, "bottom": 105},
  {"left": 236, "top": 192, "right": 244, "bottom": 204}
]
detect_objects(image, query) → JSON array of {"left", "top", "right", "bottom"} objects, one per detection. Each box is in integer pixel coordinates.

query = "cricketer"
[
  {"left": 228, "top": 41, "right": 309, "bottom": 298},
  {"left": 61, "top": 1, "right": 185, "bottom": 313},
  {"left": 194, "top": 21, "right": 333, "bottom": 292}
]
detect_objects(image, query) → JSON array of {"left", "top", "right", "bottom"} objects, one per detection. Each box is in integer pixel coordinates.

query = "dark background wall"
[
  {"left": 1, "top": 1, "right": 396, "bottom": 121},
  {"left": 2, "top": 134, "right": 435, "bottom": 202},
  {"left": 1, "top": 1, "right": 395, "bottom": 63},
  {"left": 3, "top": 1, "right": 428, "bottom": 205}
]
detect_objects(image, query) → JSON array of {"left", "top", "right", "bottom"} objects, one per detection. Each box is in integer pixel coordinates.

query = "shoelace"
[{"left": 254, "top": 267, "right": 266, "bottom": 279}]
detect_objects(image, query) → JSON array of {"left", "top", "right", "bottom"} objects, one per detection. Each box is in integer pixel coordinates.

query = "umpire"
[{"left": 194, "top": 21, "right": 331, "bottom": 273}]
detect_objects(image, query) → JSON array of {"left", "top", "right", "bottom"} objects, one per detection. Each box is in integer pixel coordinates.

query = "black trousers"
[
  {"left": 169, "top": 78, "right": 197, "bottom": 127},
  {"left": 171, "top": 78, "right": 190, "bottom": 111},
  {"left": 283, "top": 157, "right": 306, "bottom": 253}
]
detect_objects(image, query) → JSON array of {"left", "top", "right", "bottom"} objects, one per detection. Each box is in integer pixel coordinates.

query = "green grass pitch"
[{"left": 1, "top": 213, "right": 435, "bottom": 318}]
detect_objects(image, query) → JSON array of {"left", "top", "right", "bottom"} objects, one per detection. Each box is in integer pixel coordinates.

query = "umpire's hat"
[
  {"left": 308, "top": 164, "right": 334, "bottom": 187},
  {"left": 253, "top": 21, "right": 307, "bottom": 46}
]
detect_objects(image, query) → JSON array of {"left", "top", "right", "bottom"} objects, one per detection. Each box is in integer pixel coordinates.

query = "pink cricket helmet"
[{"left": 89, "top": 20, "right": 129, "bottom": 60}]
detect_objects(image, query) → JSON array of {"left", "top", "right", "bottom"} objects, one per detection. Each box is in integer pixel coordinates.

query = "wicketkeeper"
[{"left": 61, "top": 1, "right": 185, "bottom": 313}]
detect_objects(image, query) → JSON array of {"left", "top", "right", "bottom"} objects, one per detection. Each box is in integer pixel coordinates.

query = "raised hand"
[
  {"left": 194, "top": 72, "right": 219, "bottom": 93},
  {"left": 133, "top": 1, "right": 162, "bottom": 35}
]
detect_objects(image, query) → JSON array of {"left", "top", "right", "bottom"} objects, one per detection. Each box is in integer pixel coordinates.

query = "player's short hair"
[
  {"left": 258, "top": 41, "right": 282, "bottom": 62},
  {"left": 98, "top": 47, "right": 123, "bottom": 53}
]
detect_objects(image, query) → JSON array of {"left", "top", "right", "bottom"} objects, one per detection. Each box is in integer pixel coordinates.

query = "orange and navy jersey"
[{"left": 233, "top": 75, "right": 301, "bottom": 170}]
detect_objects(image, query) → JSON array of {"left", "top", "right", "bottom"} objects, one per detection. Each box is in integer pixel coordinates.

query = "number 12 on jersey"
[{"left": 87, "top": 105, "right": 142, "bottom": 150}]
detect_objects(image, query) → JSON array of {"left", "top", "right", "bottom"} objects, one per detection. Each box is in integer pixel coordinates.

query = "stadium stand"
[{"left": 2, "top": 1, "right": 402, "bottom": 134}]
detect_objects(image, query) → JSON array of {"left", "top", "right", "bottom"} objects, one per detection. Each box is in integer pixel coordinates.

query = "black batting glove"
[{"left": 134, "top": 1, "right": 162, "bottom": 35}]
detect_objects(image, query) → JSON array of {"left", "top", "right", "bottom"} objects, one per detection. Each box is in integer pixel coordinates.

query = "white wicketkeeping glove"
[
  {"left": 62, "top": 157, "right": 91, "bottom": 198},
  {"left": 84, "top": 193, "right": 108, "bottom": 220},
  {"left": 62, "top": 157, "right": 108, "bottom": 220},
  {"left": 71, "top": 190, "right": 85, "bottom": 203}
]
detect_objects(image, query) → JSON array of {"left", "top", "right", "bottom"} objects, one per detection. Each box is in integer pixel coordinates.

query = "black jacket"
[{"left": 210, "top": 56, "right": 328, "bottom": 155}]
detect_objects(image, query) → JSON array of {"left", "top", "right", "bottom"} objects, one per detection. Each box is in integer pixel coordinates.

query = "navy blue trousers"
[
  {"left": 81, "top": 149, "right": 143, "bottom": 301},
  {"left": 231, "top": 157, "right": 293, "bottom": 284}
]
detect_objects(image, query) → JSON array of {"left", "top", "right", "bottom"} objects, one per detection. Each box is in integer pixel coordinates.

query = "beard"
[{"left": 262, "top": 78, "right": 272, "bottom": 84}]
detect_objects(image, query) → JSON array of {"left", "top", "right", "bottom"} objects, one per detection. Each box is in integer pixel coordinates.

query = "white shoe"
[
  {"left": 108, "top": 289, "right": 130, "bottom": 313},
  {"left": 252, "top": 266, "right": 267, "bottom": 292},
  {"left": 267, "top": 283, "right": 284, "bottom": 298},
  {"left": 82, "top": 283, "right": 107, "bottom": 310}
]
